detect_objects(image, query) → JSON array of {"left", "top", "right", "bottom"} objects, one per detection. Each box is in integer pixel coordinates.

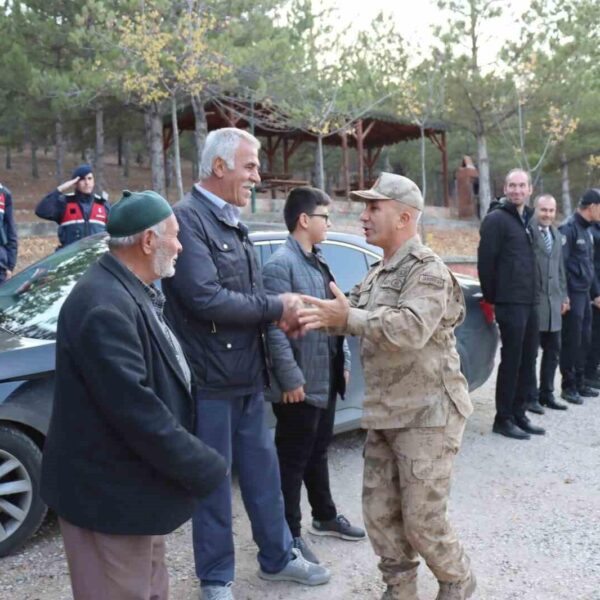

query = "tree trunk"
[
  {"left": 31, "top": 141, "right": 39, "bottom": 179},
  {"left": 5, "top": 145, "right": 11, "bottom": 170},
  {"left": 144, "top": 106, "right": 166, "bottom": 197},
  {"left": 476, "top": 129, "right": 492, "bottom": 218},
  {"left": 192, "top": 139, "right": 199, "bottom": 181},
  {"left": 561, "top": 151, "right": 572, "bottom": 218},
  {"left": 315, "top": 135, "right": 325, "bottom": 190},
  {"left": 95, "top": 105, "right": 105, "bottom": 194},
  {"left": 170, "top": 95, "right": 184, "bottom": 201},
  {"left": 419, "top": 123, "right": 427, "bottom": 201},
  {"left": 117, "top": 135, "right": 123, "bottom": 166},
  {"left": 191, "top": 93, "right": 208, "bottom": 179},
  {"left": 55, "top": 116, "right": 65, "bottom": 184},
  {"left": 123, "top": 137, "right": 130, "bottom": 178}
]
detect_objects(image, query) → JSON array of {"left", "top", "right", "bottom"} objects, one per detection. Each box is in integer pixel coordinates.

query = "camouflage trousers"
[{"left": 362, "top": 401, "right": 470, "bottom": 598}]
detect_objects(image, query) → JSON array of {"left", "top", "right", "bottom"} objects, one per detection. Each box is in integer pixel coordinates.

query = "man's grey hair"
[
  {"left": 505, "top": 168, "right": 531, "bottom": 185},
  {"left": 199, "top": 128, "right": 260, "bottom": 179},
  {"left": 107, "top": 219, "right": 168, "bottom": 249}
]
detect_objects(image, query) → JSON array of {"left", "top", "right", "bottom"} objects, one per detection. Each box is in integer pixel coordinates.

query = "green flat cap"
[
  {"left": 107, "top": 190, "right": 173, "bottom": 237},
  {"left": 350, "top": 172, "right": 424, "bottom": 211}
]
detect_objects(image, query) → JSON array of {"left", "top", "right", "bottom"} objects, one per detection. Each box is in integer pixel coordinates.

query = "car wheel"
[{"left": 0, "top": 425, "right": 47, "bottom": 557}]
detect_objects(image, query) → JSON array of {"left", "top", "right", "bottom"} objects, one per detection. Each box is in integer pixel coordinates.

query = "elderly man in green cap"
[
  {"left": 298, "top": 173, "right": 476, "bottom": 600},
  {"left": 41, "top": 190, "right": 228, "bottom": 600}
]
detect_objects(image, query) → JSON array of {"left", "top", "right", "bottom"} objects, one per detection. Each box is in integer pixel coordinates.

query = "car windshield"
[{"left": 0, "top": 235, "right": 108, "bottom": 339}]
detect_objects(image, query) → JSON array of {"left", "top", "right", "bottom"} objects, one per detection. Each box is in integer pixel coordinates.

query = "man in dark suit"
[
  {"left": 478, "top": 168, "right": 545, "bottom": 440},
  {"left": 527, "top": 194, "right": 569, "bottom": 413},
  {"left": 41, "top": 190, "right": 228, "bottom": 600},
  {"left": 163, "top": 128, "right": 330, "bottom": 600}
]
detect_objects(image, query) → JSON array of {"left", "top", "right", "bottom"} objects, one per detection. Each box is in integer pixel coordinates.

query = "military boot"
[
  {"left": 436, "top": 571, "right": 477, "bottom": 600},
  {"left": 381, "top": 583, "right": 420, "bottom": 600}
]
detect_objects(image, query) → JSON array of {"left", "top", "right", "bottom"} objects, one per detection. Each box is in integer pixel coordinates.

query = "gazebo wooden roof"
[{"left": 164, "top": 97, "right": 449, "bottom": 204}]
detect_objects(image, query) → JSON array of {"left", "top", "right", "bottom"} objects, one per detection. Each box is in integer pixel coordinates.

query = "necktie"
[{"left": 541, "top": 228, "right": 552, "bottom": 254}]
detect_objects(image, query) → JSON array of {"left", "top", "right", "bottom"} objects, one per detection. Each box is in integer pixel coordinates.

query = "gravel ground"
[{"left": 1, "top": 358, "right": 599, "bottom": 600}]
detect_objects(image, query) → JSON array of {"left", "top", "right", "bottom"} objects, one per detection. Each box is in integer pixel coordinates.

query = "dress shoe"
[
  {"left": 515, "top": 415, "right": 546, "bottom": 435},
  {"left": 540, "top": 396, "right": 568, "bottom": 410},
  {"left": 492, "top": 419, "right": 530, "bottom": 440},
  {"left": 525, "top": 399, "right": 545, "bottom": 415},
  {"left": 561, "top": 389, "right": 583, "bottom": 405},
  {"left": 578, "top": 386, "right": 599, "bottom": 398}
]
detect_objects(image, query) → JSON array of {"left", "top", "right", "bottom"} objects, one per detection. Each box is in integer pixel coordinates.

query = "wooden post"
[
  {"left": 340, "top": 131, "right": 350, "bottom": 200},
  {"left": 356, "top": 119, "right": 365, "bottom": 190},
  {"left": 442, "top": 131, "right": 449, "bottom": 207}
]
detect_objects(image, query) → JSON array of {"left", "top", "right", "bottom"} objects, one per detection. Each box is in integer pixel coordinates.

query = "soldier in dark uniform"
[
  {"left": 583, "top": 220, "right": 600, "bottom": 387},
  {"left": 35, "top": 164, "right": 110, "bottom": 248},
  {"left": 559, "top": 189, "right": 600, "bottom": 404},
  {"left": 0, "top": 182, "right": 18, "bottom": 283}
]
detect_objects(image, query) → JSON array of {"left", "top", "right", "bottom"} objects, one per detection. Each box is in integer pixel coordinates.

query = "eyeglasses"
[{"left": 307, "top": 213, "right": 330, "bottom": 223}]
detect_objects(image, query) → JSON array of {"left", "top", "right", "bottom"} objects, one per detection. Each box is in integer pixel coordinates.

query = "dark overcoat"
[
  {"left": 41, "top": 253, "right": 227, "bottom": 535},
  {"left": 477, "top": 199, "right": 538, "bottom": 305}
]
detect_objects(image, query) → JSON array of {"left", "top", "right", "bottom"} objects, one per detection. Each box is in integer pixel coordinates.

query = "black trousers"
[
  {"left": 537, "top": 330, "right": 561, "bottom": 401},
  {"left": 585, "top": 305, "right": 600, "bottom": 377},
  {"left": 560, "top": 291, "right": 592, "bottom": 390},
  {"left": 494, "top": 303, "right": 539, "bottom": 421},
  {"left": 272, "top": 393, "right": 337, "bottom": 538}
]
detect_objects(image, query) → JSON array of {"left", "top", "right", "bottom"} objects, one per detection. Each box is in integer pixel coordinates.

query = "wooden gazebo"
[{"left": 164, "top": 97, "right": 450, "bottom": 205}]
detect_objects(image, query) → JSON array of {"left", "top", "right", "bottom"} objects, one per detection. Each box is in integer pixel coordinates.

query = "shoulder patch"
[
  {"left": 419, "top": 274, "right": 445, "bottom": 288},
  {"left": 410, "top": 247, "right": 438, "bottom": 262}
]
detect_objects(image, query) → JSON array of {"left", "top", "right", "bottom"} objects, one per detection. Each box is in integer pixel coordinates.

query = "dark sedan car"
[{"left": 0, "top": 231, "right": 498, "bottom": 557}]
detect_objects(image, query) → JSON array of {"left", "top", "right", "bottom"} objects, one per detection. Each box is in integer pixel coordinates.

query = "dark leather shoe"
[
  {"left": 578, "top": 386, "right": 599, "bottom": 398},
  {"left": 515, "top": 415, "right": 546, "bottom": 435},
  {"left": 493, "top": 420, "right": 531, "bottom": 440},
  {"left": 540, "top": 396, "right": 568, "bottom": 410},
  {"left": 562, "top": 389, "right": 583, "bottom": 405},
  {"left": 525, "top": 400, "right": 545, "bottom": 415},
  {"left": 584, "top": 376, "right": 600, "bottom": 389}
]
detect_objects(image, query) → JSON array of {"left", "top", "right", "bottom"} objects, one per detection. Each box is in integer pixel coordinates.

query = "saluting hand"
[
  {"left": 299, "top": 282, "right": 349, "bottom": 331},
  {"left": 57, "top": 177, "right": 80, "bottom": 194}
]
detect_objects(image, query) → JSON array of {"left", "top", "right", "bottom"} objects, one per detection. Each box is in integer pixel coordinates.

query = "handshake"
[
  {"left": 277, "top": 293, "right": 306, "bottom": 337},
  {"left": 277, "top": 282, "right": 350, "bottom": 337}
]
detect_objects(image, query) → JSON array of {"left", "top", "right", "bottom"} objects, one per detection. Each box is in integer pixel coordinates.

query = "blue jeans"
[{"left": 192, "top": 391, "right": 292, "bottom": 585}]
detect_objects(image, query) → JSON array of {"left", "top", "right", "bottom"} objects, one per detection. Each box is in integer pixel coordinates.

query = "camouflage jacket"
[{"left": 345, "top": 236, "right": 473, "bottom": 429}]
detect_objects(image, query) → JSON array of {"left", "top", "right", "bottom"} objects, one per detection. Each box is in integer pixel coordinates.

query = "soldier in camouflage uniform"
[{"left": 299, "top": 173, "right": 476, "bottom": 600}]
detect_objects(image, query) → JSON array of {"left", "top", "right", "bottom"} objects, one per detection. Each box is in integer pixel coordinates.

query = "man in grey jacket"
[
  {"left": 263, "top": 187, "right": 365, "bottom": 565},
  {"left": 528, "top": 194, "right": 570, "bottom": 412}
]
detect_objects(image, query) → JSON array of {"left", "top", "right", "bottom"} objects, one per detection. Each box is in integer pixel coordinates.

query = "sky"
[{"left": 316, "top": 0, "right": 533, "bottom": 65}]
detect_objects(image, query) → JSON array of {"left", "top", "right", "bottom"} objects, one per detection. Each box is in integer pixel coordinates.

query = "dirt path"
[{"left": 2, "top": 359, "right": 599, "bottom": 600}]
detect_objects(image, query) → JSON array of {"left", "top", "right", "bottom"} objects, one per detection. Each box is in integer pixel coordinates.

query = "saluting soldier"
[
  {"left": 559, "top": 188, "right": 600, "bottom": 405},
  {"left": 299, "top": 173, "right": 476, "bottom": 600},
  {"left": 35, "top": 164, "right": 110, "bottom": 248}
]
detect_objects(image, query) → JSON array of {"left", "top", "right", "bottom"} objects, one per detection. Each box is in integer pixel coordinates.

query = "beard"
[{"left": 153, "top": 242, "right": 177, "bottom": 278}]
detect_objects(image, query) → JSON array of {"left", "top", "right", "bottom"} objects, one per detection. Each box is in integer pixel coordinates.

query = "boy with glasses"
[{"left": 263, "top": 187, "right": 365, "bottom": 564}]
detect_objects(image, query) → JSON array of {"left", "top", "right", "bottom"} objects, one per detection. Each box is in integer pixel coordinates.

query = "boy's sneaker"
[
  {"left": 201, "top": 582, "right": 234, "bottom": 600},
  {"left": 293, "top": 535, "right": 320, "bottom": 564},
  {"left": 258, "top": 548, "right": 330, "bottom": 585},
  {"left": 310, "top": 514, "right": 366, "bottom": 540}
]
